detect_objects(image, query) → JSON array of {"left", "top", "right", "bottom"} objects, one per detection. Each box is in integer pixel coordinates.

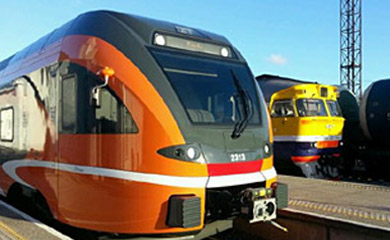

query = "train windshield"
[
  {"left": 296, "top": 99, "right": 327, "bottom": 117},
  {"left": 151, "top": 49, "right": 261, "bottom": 125},
  {"left": 326, "top": 100, "right": 342, "bottom": 117}
]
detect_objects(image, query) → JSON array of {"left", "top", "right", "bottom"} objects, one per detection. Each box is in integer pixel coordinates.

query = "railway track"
[{"left": 341, "top": 174, "right": 390, "bottom": 187}]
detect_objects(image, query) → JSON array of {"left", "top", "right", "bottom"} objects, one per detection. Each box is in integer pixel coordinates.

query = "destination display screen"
[{"left": 153, "top": 33, "right": 232, "bottom": 58}]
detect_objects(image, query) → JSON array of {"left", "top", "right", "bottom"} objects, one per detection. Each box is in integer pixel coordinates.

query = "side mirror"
[
  {"left": 91, "top": 66, "right": 115, "bottom": 108},
  {"left": 92, "top": 88, "right": 101, "bottom": 108}
]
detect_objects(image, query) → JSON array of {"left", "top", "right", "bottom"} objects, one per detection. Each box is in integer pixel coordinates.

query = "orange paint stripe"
[
  {"left": 291, "top": 155, "right": 320, "bottom": 163},
  {"left": 317, "top": 140, "right": 339, "bottom": 149}
]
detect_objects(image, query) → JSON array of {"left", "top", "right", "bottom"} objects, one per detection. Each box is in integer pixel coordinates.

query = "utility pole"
[{"left": 340, "top": 0, "right": 362, "bottom": 98}]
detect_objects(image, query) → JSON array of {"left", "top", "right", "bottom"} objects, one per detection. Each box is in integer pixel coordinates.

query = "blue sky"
[{"left": 0, "top": 0, "right": 388, "bottom": 89}]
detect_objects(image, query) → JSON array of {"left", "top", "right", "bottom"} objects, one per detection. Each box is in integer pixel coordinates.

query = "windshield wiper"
[{"left": 231, "top": 70, "right": 253, "bottom": 139}]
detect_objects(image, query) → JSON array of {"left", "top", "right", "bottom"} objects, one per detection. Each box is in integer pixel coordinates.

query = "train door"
[
  {"left": 43, "top": 64, "right": 61, "bottom": 217},
  {"left": 57, "top": 68, "right": 78, "bottom": 217}
]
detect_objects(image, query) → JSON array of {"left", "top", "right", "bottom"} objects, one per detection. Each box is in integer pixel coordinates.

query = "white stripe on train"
[
  {"left": 274, "top": 135, "right": 342, "bottom": 142},
  {"left": 2, "top": 159, "right": 276, "bottom": 189}
]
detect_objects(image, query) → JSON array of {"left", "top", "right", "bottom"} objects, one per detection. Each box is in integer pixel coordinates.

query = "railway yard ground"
[
  {"left": 0, "top": 175, "right": 389, "bottom": 240},
  {"left": 0, "top": 200, "right": 70, "bottom": 240}
]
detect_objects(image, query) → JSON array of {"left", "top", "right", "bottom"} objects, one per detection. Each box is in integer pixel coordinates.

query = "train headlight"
[
  {"left": 264, "top": 144, "right": 270, "bottom": 154},
  {"left": 158, "top": 144, "right": 204, "bottom": 163},
  {"left": 263, "top": 143, "right": 272, "bottom": 157},
  {"left": 154, "top": 34, "right": 166, "bottom": 46},
  {"left": 339, "top": 141, "right": 344, "bottom": 147},
  {"left": 186, "top": 147, "right": 196, "bottom": 160},
  {"left": 220, "top": 47, "right": 229, "bottom": 57},
  {"left": 311, "top": 142, "right": 318, "bottom": 148}
]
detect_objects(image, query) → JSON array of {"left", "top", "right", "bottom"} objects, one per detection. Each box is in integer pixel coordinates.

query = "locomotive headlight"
[
  {"left": 154, "top": 34, "right": 166, "bottom": 46},
  {"left": 339, "top": 141, "right": 344, "bottom": 147},
  {"left": 311, "top": 142, "right": 318, "bottom": 148}
]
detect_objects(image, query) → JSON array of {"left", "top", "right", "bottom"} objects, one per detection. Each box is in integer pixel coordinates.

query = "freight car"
[
  {"left": 0, "top": 11, "right": 286, "bottom": 236},
  {"left": 338, "top": 79, "right": 390, "bottom": 178}
]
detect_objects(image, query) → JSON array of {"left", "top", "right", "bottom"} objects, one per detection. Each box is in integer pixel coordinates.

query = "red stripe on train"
[{"left": 207, "top": 160, "right": 263, "bottom": 176}]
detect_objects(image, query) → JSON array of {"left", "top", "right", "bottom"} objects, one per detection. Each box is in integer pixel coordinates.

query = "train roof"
[
  {"left": 0, "top": 10, "right": 232, "bottom": 76},
  {"left": 256, "top": 74, "right": 317, "bottom": 102}
]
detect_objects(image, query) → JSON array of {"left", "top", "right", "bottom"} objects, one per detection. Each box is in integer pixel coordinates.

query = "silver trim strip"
[{"left": 274, "top": 135, "right": 342, "bottom": 142}]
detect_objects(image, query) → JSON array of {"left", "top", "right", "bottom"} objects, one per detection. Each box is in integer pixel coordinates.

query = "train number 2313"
[{"left": 230, "top": 153, "right": 246, "bottom": 162}]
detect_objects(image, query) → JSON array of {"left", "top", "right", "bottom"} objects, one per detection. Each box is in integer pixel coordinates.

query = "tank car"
[
  {"left": 361, "top": 79, "right": 390, "bottom": 143},
  {"left": 339, "top": 79, "right": 390, "bottom": 178}
]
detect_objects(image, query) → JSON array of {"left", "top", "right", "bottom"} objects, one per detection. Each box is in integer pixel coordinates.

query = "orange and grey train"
[{"left": 0, "top": 11, "right": 284, "bottom": 236}]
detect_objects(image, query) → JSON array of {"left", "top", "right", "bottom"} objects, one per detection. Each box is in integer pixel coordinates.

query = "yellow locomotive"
[{"left": 257, "top": 75, "right": 344, "bottom": 178}]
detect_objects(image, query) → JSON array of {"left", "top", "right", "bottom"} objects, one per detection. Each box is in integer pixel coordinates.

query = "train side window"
[
  {"left": 61, "top": 75, "right": 77, "bottom": 132},
  {"left": 94, "top": 88, "right": 138, "bottom": 134},
  {"left": 271, "top": 100, "right": 295, "bottom": 117},
  {"left": 0, "top": 107, "right": 14, "bottom": 142}
]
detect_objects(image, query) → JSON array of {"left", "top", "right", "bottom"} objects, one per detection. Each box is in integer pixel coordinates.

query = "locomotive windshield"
[
  {"left": 296, "top": 99, "right": 327, "bottom": 117},
  {"left": 326, "top": 100, "right": 342, "bottom": 117},
  {"left": 151, "top": 49, "right": 261, "bottom": 125}
]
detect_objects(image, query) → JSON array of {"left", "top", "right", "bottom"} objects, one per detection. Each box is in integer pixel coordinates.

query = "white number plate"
[{"left": 230, "top": 153, "right": 246, "bottom": 162}]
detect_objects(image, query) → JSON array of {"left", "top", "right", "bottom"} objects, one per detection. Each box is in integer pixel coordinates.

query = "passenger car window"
[
  {"left": 271, "top": 100, "right": 295, "bottom": 117},
  {"left": 0, "top": 108, "right": 14, "bottom": 141}
]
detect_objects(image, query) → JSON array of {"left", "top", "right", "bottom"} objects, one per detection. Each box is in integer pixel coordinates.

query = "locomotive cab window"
[
  {"left": 271, "top": 100, "right": 295, "bottom": 117},
  {"left": 326, "top": 100, "right": 342, "bottom": 117},
  {"left": 0, "top": 107, "right": 14, "bottom": 142},
  {"left": 93, "top": 88, "right": 138, "bottom": 134},
  {"left": 60, "top": 67, "right": 138, "bottom": 134},
  {"left": 151, "top": 49, "right": 262, "bottom": 125},
  {"left": 296, "top": 99, "right": 327, "bottom": 117}
]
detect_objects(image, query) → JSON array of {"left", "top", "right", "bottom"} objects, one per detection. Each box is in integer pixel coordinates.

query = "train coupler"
[{"left": 240, "top": 188, "right": 277, "bottom": 223}]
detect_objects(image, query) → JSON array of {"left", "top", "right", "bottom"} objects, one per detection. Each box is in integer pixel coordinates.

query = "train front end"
[
  {"left": 49, "top": 11, "right": 286, "bottom": 235},
  {"left": 147, "top": 24, "right": 282, "bottom": 231},
  {"left": 269, "top": 84, "right": 344, "bottom": 178}
]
